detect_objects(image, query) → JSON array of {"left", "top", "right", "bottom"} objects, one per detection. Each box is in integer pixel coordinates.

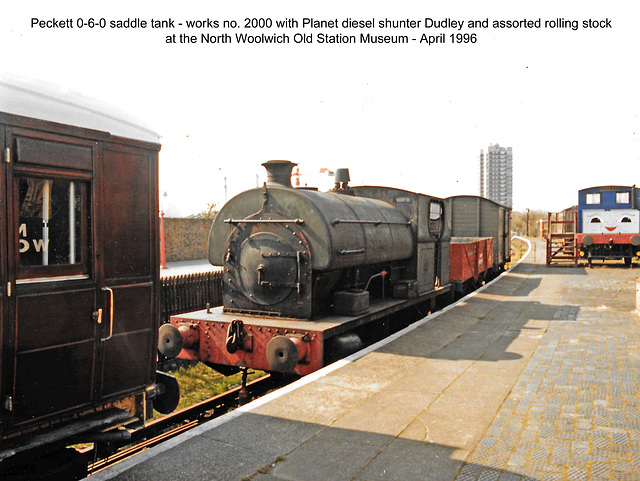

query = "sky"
[{"left": 1, "top": 1, "right": 638, "bottom": 216}]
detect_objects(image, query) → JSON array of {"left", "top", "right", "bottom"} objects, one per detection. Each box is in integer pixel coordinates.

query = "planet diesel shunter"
[
  {"left": 577, "top": 185, "right": 640, "bottom": 266},
  {"left": 159, "top": 160, "right": 453, "bottom": 377}
]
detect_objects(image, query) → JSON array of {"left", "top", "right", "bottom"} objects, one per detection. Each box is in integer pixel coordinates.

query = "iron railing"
[{"left": 160, "top": 271, "right": 223, "bottom": 323}]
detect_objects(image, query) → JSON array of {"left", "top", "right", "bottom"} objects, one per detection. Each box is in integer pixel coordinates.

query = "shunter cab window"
[
  {"left": 585, "top": 193, "right": 601, "bottom": 205},
  {"left": 617, "top": 192, "right": 630, "bottom": 204},
  {"left": 17, "top": 177, "right": 89, "bottom": 280}
]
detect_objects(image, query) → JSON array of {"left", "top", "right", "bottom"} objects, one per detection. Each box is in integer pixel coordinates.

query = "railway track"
[{"left": 86, "top": 374, "right": 290, "bottom": 476}]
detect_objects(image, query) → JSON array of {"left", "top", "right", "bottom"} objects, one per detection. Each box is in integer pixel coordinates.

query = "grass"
[
  {"left": 168, "top": 362, "right": 265, "bottom": 412},
  {"left": 75, "top": 364, "right": 262, "bottom": 449},
  {"left": 509, "top": 237, "right": 529, "bottom": 265}
]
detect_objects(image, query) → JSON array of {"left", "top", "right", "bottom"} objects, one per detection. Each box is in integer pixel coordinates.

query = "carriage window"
[
  {"left": 586, "top": 193, "right": 601, "bottom": 205},
  {"left": 617, "top": 192, "right": 630, "bottom": 204},
  {"left": 17, "top": 177, "right": 89, "bottom": 279},
  {"left": 590, "top": 217, "right": 601, "bottom": 223}
]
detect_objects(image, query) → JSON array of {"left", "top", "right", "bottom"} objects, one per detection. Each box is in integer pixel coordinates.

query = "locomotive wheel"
[
  {"left": 325, "top": 332, "right": 364, "bottom": 363},
  {"left": 153, "top": 371, "right": 181, "bottom": 414}
]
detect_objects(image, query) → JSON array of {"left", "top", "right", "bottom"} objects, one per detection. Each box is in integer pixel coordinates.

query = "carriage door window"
[{"left": 17, "top": 177, "right": 89, "bottom": 279}]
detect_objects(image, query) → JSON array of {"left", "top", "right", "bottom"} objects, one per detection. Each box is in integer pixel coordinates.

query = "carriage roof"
[
  {"left": 579, "top": 185, "right": 634, "bottom": 193},
  {"left": 0, "top": 76, "right": 160, "bottom": 144}
]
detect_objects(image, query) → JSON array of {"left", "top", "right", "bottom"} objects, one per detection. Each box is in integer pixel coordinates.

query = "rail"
[{"left": 86, "top": 374, "right": 289, "bottom": 475}]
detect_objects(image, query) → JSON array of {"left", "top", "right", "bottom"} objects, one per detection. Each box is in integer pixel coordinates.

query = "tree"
[
  {"left": 199, "top": 202, "right": 219, "bottom": 220},
  {"left": 511, "top": 209, "right": 547, "bottom": 238}
]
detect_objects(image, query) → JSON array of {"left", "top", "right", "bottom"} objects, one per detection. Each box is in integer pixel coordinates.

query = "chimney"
[
  {"left": 334, "top": 168, "right": 350, "bottom": 189},
  {"left": 262, "top": 160, "right": 296, "bottom": 188},
  {"left": 331, "top": 168, "right": 354, "bottom": 195}
]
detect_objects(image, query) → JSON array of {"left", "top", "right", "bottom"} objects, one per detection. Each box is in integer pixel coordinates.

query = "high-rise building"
[
  {"left": 479, "top": 150, "right": 486, "bottom": 198},
  {"left": 479, "top": 144, "right": 512, "bottom": 207}
]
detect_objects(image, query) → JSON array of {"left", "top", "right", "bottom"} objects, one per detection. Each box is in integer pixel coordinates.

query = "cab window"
[
  {"left": 585, "top": 193, "right": 601, "bottom": 205},
  {"left": 617, "top": 192, "right": 630, "bottom": 204}
]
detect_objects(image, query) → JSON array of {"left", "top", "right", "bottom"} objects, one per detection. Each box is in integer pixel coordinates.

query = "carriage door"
[
  {"left": 96, "top": 145, "right": 158, "bottom": 403},
  {"left": 5, "top": 130, "right": 98, "bottom": 427}
]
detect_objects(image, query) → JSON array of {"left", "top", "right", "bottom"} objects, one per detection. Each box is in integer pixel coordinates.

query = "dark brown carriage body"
[{"left": 0, "top": 79, "right": 164, "bottom": 459}]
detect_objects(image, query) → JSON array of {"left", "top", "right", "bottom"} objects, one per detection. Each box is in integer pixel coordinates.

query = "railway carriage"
[
  {"left": 0, "top": 78, "right": 177, "bottom": 477},
  {"left": 577, "top": 185, "right": 640, "bottom": 266}
]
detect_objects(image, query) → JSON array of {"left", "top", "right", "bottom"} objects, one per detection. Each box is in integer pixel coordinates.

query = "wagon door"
[
  {"left": 96, "top": 144, "right": 159, "bottom": 405},
  {"left": 3, "top": 129, "right": 99, "bottom": 429}
]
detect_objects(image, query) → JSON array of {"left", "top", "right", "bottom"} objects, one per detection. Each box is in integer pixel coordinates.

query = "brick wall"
[{"left": 163, "top": 217, "right": 213, "bottom": 262}]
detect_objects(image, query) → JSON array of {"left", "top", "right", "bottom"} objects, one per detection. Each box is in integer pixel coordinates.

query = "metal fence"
[{"left": 160, "top": 271, "right": 223, "bottom": 323}]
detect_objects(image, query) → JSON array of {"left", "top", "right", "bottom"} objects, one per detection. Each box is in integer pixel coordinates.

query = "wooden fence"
[{"left": 160, "top": 271, "right": 223, "bottom": 324}]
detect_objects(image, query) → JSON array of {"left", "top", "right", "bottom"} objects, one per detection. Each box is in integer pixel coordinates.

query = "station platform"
[
  {"left": 160, "top": 259, "right": 220, "bottom": 278},
  {"left": 89, "top": 240, "right": 640, "bottom": 481}
]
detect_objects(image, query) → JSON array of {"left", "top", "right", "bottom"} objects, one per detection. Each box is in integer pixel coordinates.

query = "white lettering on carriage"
[{"left": 19, "top": 223, "right": 50, "bottom": 253}]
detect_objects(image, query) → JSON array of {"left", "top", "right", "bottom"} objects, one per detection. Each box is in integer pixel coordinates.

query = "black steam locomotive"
[{"left": 159, "top": 160, "right": 511, "bottom": 377}]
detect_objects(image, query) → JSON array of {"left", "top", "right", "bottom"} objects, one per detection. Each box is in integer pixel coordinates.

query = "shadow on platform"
[{"left": 103, "top": 412, "right": 537, "bottom": 481}]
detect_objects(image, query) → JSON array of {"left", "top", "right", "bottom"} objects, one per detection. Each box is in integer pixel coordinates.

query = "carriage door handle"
[{"left": 100, "top": 287, "right": 114, "bottom": 342}]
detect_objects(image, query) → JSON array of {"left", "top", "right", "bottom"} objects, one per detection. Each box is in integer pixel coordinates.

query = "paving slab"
[{"left": 102, "top": 435, "right": 275, "bottom": 481}]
